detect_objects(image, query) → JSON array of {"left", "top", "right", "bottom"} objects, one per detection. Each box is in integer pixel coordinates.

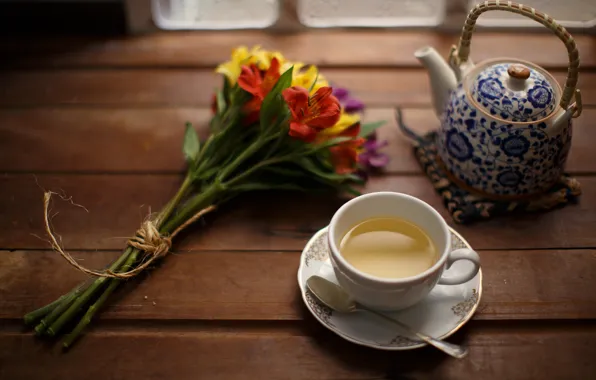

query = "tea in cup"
[{"left": 328, "top": 192, "right": 480, "bottom": 311}]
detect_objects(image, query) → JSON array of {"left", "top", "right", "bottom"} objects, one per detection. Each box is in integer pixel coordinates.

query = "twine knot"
[
  {"left": 127, "top": 220, "right": 172, "bottom": 260},
  {"left": 42, "top": 191, "right": 216, "bottom": 279}
]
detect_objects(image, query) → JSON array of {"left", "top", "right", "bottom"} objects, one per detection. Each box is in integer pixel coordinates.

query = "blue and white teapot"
[{"left": 416, "top": 1, "right": 582, "bottom": 198}]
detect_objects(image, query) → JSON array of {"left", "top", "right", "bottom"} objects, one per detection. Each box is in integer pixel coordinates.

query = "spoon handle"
[{"left": 359, "top": 306, "right": 469, "bottom": 359}]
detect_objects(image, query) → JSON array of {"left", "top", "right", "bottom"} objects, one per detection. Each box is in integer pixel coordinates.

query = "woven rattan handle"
[{"left": 450, "top": 1, "right": 582, "bottom": 117}]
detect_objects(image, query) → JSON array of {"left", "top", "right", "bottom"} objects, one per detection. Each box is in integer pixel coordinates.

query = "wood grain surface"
[
  {"left": 1, "top": 31, "right": 595, "bottom": 68},
  {"left": 1, "top": 322, "right": 595, "bottom": 380},
  {"left": 2, "top": 249, "right": 595, "bottom": 321},
  {"left": 2, "top": 30, "right": 596, "bottom": 379},
  {"left": 2, "top": 107, "right": 596, "bottom": 174},
  {"left": 2, "top": 174, "right": 595, "bottom": 251},
  {"left": 1, "top": 69, "right": 595, "bottom": 107}
]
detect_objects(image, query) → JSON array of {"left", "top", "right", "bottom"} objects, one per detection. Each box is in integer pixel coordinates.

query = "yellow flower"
[
  {"left": 216, "top": 46, "right": 251, "bottom": 85},
  {"left": 216, "top": 45, "right": 286, "bottom": 85},
  {"left": 291, "top": 64, "right": 329, "bottom": 94},
  {"left": 280, "top": 60, "right": 298, "bottom": 74},
  {"left": 254, "top": 50, "right": 286, "bottom": 71},
  {"left": 319, "top": 111, "right": 361, "bottom": 137}
]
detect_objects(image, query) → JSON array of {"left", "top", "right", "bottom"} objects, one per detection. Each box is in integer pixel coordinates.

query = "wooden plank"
[
  {"left": 1, "top": 31, "right": 595, "bottom": 69},
  {"left": 1, "top": 323, "right": 595, "bottom": 380},
  {"left": 1, "top": 69, "right": 595, "bottom": 107},
  {"left": 2, "top": 249, "right": 595, "bottom": 321},
  {"left": 1, "top": 174, "right": 595, "bottom": 251},
  {"left": 2, "top": 107, "right": 596, "bottom": 174}
]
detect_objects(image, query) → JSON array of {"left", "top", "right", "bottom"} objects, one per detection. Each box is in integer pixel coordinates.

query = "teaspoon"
[{"left": 306, "top": 275, "right": 469, "bottom": 359}]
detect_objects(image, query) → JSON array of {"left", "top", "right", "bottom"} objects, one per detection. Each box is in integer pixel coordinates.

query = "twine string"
[{"left": 43, "top": 191, "right": 216, "bottom": 279}]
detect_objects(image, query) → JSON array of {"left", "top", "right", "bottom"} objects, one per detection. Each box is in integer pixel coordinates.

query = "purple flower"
[
  {"left": 344, "top": 98, "right": 365, "bottom": 113},
  {"left": 332, "top": 86, "right": 365, "bottom": 114},
  {"left": 359, "top": 132, "right": 389, "bottom": 169},
  {"left": 332, "top": 87, "right": 349, "bottom": 101}
]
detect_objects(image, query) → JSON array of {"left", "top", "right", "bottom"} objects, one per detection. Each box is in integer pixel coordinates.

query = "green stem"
[
  {"left": 33, "top": 281, "right": 92, "bottom": 335},
  {"left": 24, "top": 292, "right": 72, "bottom": 325},
  {"left": 157, "top": 174, "right": 193, "bottom": 228},
  {"left": 164, "top": 152, "right": 294, "bottom": 234},
  {"left": 216, "top": 136, "right": 268, "bottom": 183},
  {"left": 193, "top": 134, "right": 216, "bottom": 174},
  {"left": 225, "top": 155, "right": 292, "bottom": 188},
  {"left": 160, "top": 183, "right": 221, "bottom": 234},
  {"left": 43, "top": 173, "right": 193, "bottom": 337},
  {"left": 46, "top": 247, "right": 134, "bottom": 337},
  {"left": 263, "top": 130, "right": 283, "bottom": 159},
  {"left": 62, "top": 249, "right": 140, "bottom": 349}
]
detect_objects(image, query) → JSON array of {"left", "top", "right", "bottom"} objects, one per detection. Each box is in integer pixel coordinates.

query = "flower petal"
[
  {"left": 288, "top": 121, "right": 317, "bottom": 142},
  {"left": 319, "top": 112, "right": 360, "bottom": 136},
  {"left": 231, "top": 46, "right": 250, "bottom": 63},
  {"left": 238, "top": 64, "right": 263, "bottom": 97},
  {"left": 261, "top": 57, "right": 281, "bottom": 95},
  {"left": 215, "top": 61, "right": 242, "bottom": 85},
  {"left": 330, "top": 145, "right": 357, "bottom": 174},
  {"left": 344, "top": 98, "right": 365, "bottom": 113},
  {"left": 282, "top": 86, "right": 310, "bottom": 122},
  {"left": 364, "top": 138, "right": 389, "bottom": 151},
  {"left": 332, "top": 87, "right": 349, "bottom": 101},
  {"left": 308, "top": 87, "right": 341, "bottom": 128},
  {"left": 368, "top": 153, "right": 390, "bottom": 167}
]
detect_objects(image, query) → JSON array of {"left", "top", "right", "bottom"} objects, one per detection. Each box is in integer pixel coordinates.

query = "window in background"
[
  {"left": 296, "top": 0, "right": 446, "bottom": 28},
  {"left": 143, "top": 0, "right": 596, "bottom": 31},
  {"left": 152, "top": 0, "right": 280, "bottom": 30}
]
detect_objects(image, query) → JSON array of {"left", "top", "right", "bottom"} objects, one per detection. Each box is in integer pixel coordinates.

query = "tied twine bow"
[{"left": 43, "top": 191, "right": 216, "bottom": 279}]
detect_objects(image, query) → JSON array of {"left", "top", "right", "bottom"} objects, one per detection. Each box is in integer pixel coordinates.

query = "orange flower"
[
  {"left": 330, "top": 137, "right": 366, "bottom": 174},
  {"left": 282, "top": 86, "right": 340, "bottom": 142},
  {"left": 238, "top": 57, "right": 281, "bottom": 118}
]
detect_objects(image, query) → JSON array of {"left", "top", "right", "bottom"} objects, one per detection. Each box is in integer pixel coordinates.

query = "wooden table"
[{"left": 1, "top": 30, "right": 596, "bottom": 379}]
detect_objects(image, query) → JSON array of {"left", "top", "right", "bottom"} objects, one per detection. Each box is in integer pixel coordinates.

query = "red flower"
[
  {"left": 330, "top": 138, "right": 366, "bottom": 174},
  {"left": 211, "top": 94, "right": 218, "bottom": 114},
  {"left": 282, "top": 86, "right": 341, "bottom": 142},
  {"left": 337, "top": 121, "right": 361, "bottom": 138},
  {"left": 238, "top": 57, "right": 281, "bottom": 120}
]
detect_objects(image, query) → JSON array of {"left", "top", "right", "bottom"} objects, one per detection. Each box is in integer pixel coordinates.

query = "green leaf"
[
  {"left": 232, "top": 182, "right": 311, "bottom": 192},
  {"left": 359, "top": 120, "right": 386, "bottom": 138},
  {"left": 215, "top": 89, "right": 226, "bottom": 115},
  {"left": 260, "top": 66, "right": 294, "bottom": 130},
  {"left": 310, "top": 136, "right": 352, "bottom": 151},
  {"left": 346, "top": 173, "right": 365, "bottom": 184},
  {"left": 297, "top": 157, "right": 349, "bottom": 182},
  {"left": 222, "top": 76, "right": 231, "bottom": 99},
  {"left": 307, "top": 68, "right": 320, "bottom": 94},
  {"left": 342, "top": 185, "right": 362, "bottom": 197},
  {"left": 183, "top": 122, "right": 200, "bottom": 163},
  {"left": 277, "top": 65, "right": 295, "bottom": 90}
]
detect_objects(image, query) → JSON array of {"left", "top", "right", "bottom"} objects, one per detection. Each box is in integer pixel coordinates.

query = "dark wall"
[{"left": 0, "top": 1, "right": 127, "bottom": 36}]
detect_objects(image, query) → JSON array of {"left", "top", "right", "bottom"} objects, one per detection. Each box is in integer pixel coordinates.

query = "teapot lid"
[{"left": 470, "top": 61, "right": 559, "bottom": 122}]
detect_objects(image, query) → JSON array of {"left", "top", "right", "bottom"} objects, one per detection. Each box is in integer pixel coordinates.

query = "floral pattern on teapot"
[
  {"left": 471, "top": 63, "right": 556, "bottom": 122},
  {"left": 436, "top": 83, "right": 572, "bottom": 196}
]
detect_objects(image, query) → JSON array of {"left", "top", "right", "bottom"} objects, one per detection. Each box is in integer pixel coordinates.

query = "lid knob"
[{"left": 507, "top": 64, "right": 531, "bottom": 80}]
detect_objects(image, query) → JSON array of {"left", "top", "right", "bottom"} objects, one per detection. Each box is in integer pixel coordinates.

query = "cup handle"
[{"left": 438, "top": 248, "right": 480, "bottom": 285}]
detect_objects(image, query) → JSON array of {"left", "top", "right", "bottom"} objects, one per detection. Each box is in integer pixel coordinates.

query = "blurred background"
[{"left": 0, "top": 0, "right": 594, "bottom": 36}]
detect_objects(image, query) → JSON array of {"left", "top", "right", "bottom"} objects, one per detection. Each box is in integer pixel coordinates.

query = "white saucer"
[{"left": 297, "top": 226, "right": 482, "bottom": 351}]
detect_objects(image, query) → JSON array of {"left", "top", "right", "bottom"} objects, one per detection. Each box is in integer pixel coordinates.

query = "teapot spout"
[{"left": 414, "top": 46, "right": 457, "bottom": 118}]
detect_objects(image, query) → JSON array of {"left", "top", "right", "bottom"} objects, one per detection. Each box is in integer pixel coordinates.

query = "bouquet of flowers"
[{"left": 25, "top": 45, "right": 389, "bottom": 348}]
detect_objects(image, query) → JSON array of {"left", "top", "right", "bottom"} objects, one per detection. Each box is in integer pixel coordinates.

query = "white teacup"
[{"left": 328, "top": 191, "right": 480, "bottom": 311}]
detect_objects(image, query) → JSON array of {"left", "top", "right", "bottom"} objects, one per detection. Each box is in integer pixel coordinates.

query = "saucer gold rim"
[{"left": 297, "top": 226, "right": 483, "bottom": 351}]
